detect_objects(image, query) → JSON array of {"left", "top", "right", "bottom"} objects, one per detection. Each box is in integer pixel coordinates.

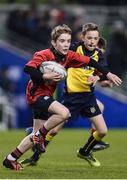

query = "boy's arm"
[
  {"left": 68, "top": 51, "right": 122, "bottom": 86},
  {"left": 24, "top": 66, "right": 44, "bottom": 83},
  {"left": 88, "top": 59, "right": 122, "bottom": 86}
]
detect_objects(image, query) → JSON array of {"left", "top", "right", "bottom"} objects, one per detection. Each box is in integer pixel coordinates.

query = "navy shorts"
[
  {"left": 63, "top": 92, "right": 101, "bottom": 119},
  {"left": 30, "top": 96, "right": 55, "bottom": 120}
]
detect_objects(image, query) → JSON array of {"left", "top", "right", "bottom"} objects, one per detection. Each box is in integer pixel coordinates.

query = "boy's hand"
[
  {"left": 43, "top": 71, "right": 62, "bottom": 82},
  {"left": 87, "top": 75, "right": 100, "bottom": 86},
  {"left": 106, "top": 72, "right": 122, "bottom": 86},
  {"left": 100, "top": 80, "right": 113, "bottom": 88}
]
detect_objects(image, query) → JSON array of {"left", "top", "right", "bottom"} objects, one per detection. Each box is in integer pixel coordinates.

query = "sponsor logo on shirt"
[
  {"left": 90, "top": 107, "right": 96, "bottom": 113},
  {"left": 44, "top": 96, "right": 50, "bottom": 100}
]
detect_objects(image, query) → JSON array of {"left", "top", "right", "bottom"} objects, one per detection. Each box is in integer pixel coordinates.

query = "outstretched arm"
[{"left": 88, "top": 59, "right": 122, "bottom": 86}]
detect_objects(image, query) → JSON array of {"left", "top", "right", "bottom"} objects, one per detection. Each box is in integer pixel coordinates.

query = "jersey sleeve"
[
  {"left": 94, "top": 50, "right": 109, "bottom": 78},
  {"left": 24, "top": 66, "right": 44, "bottom": 83},
  {"left": 70, "top": 41, "right": 83, "bottom": 51},
  {"left": 26, "top": 51, "right": 47, "bottom": 69},
  {"left": 24, "top": 51, "right": 48, "bottom": 84},
  {"left": 98, "top": 50, "right": 108, "bottom": 67},
  {"left": 67, "top": 50, "right": 90, "bottom": 68},
  {"left": 67, "top": 50, "right": 109, "bottom": 76}
]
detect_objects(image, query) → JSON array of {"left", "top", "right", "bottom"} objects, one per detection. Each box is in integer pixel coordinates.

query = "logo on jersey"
[
  {"left": 44, "top": 96, "right": 50, "bottom": 100},
  {"left": 90, "top": 107, "right": 96, "bottom": 113},
  {"left": 84, "top": 66, "right": 94, "bottom": 70}
]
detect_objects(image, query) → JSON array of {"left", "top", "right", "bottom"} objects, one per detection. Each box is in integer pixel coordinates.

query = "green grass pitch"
[{"left": 0, "top": 129, "right": 127, "bottom": 179}]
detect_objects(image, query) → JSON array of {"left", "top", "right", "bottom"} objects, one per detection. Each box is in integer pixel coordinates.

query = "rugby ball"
[{"left": 40, "top": 61, "right": 67, "bottom": 80}]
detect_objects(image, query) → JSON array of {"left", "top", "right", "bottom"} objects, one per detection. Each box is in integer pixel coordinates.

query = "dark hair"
[
  {"left": 98, "top": 37, "right": 107, "bottom": 50},
  {"left": 82, "top": 23, "right": 99, "bottom": 35}
]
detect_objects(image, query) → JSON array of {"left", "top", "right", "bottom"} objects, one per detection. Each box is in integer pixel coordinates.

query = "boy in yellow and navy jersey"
[
  {"left": 62, "top": 23, "right": 110, "bottom": 166},
  {"left": 67, "top": 37, "right": 110, "bottom": 152}
]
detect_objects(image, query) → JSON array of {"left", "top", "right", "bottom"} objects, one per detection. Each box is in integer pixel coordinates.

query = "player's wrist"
[
  {"left": 89, "top": 58, "right": 109, "bottom": 76},
  {"left": 42, "top": 73, "right": 46, "bottom": 80}
]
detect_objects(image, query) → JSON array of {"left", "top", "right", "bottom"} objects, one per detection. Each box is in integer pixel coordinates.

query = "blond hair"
[
  {"left": 82, "top": 23, "right": 99, "bottom": 35},
  {"left": 51, "top": 24, "right": 72, "bottom": 41}
]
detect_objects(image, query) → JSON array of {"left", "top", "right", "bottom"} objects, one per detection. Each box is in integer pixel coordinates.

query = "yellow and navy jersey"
[{"left": 65, "top": 41, "right": 107, "bottom": 93}]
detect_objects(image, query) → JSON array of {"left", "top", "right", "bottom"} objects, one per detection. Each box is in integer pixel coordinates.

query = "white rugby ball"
[{"left": 40, "top": 61, "right": 67, "bottom": 80}]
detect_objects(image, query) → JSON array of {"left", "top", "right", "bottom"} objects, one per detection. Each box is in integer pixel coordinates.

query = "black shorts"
[
  {"left": 63, "top": 92, "right": 101, "bottom": 119},
  {"left": 30, "top": 96, "right": 55, "bottom": 120}
]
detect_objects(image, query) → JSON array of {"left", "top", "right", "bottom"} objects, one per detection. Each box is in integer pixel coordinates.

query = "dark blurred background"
[{"left": 0, "top": 0, "right": 127, "bottom": 130}]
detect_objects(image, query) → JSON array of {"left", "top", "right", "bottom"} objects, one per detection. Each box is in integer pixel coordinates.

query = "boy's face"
[
  {"left": 52, "top": 33, "right": 71, "bottom": 55},
  {"left": 82, "top": 30, "right": 100, "bottom": 51}
]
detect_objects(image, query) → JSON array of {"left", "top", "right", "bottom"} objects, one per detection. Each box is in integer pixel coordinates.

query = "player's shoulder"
[
  {"left": 34, "top": 49, "right": 54, "bottom": 59},
  {"left": 94, "top": 48, "right": 103, "bottom": 56},
  {"left": 34, "top": 49, "right": 51, "bottom": 55},
  {"left": 70, "top": 41, "right": 84, "bottom": 51},
  {"left": 94, "top": 48, "right": 105, "bottom": 63}
]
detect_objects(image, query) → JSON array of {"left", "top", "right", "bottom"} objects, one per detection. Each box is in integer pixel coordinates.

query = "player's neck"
[{"left": 50, "top": 45, "right": 66, "bottom": 62}]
